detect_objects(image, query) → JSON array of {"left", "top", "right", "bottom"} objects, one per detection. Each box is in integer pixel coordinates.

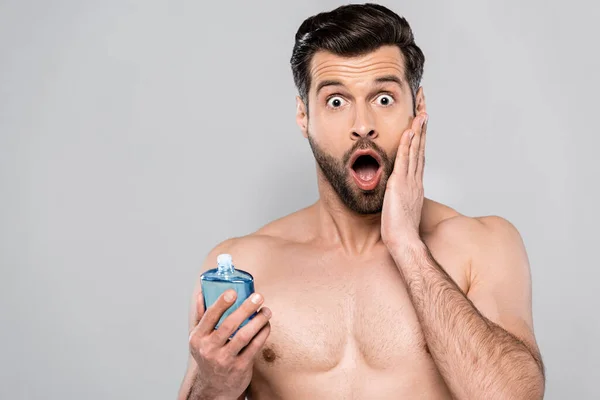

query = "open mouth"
[{"left": 350, "top": 150, "right": 383, "bottom": 191}]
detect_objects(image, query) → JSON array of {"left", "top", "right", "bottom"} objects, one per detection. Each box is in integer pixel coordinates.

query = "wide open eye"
[
  {"left": 375, "top": 94, "right": 395, "bottom": 107},
  {"left": 326, "top": 96, "right": 347, "bottom": 109}
]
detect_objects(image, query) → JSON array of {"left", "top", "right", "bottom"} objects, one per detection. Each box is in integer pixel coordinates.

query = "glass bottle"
[{"left": 200, "top": 254, "right": 256, "bottom": 333}]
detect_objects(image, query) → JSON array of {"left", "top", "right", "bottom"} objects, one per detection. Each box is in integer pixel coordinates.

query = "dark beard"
[{"left": 307, "top": 132, "right": 394, "bottom": 215}]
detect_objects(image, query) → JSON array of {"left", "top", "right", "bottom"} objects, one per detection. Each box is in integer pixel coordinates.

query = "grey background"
[{"left": 1, "top": 0, "right": 598, "bottom": 399}]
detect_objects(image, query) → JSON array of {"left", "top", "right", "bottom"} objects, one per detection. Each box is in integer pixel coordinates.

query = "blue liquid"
[{"left": 200, "top": 266, "right": 255, "bottom": 333}]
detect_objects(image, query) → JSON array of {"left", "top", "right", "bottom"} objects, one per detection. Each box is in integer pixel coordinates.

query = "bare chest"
[{"left": 249, "top": 244, "right": 469, "bottom": 372}]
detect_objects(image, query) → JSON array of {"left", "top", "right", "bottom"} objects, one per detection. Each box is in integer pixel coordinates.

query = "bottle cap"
[{"left": 217, "top": 253, "right": 233, "bottom": 266}]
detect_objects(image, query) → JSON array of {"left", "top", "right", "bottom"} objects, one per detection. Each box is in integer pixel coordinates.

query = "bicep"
[{"left": 467, "top": 216, "right": 539, "bottom": 352}]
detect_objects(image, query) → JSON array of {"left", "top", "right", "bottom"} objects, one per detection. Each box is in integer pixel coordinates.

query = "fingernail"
[
  {"left": 251, "top": 293, "right": 263, "bottom": 304},
  {"left": 224, "top": 291, "right": 235, "bottom": 302},
  {"left": 263, "top": 308, "right": 272, "bottom": 318},
  {"left": 409, "top": 131, "right": 415, "bottom": 139}
]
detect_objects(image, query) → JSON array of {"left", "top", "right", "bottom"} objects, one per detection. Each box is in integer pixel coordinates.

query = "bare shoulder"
[
  {"left": 423, "top": 198, "right": 525, "bottom": 252},
  {"left": 432, "top": 213, "right": 526, "bottom": 259},
  {"left": 202, "top": 205, "right": 316, "bottom": 273},
  {"left": 203, "top": 233, "right": 287, "bottom": 273},
  {"left": 424, "top": 200, "right": 531, "bottom": 297},
  {"left": 255, "top": 204, "right": 318, "bottom": 243},
  {"left": 422, "top": 199, "right": 529, "bottom": 288}
]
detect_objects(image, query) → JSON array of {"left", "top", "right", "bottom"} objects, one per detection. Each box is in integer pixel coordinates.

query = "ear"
[
  {"left": 415, "top": 87, "right": 427, "bottom": 115},
  {"left": 296, "top": 96, "right": 308, "bottom": 138}
]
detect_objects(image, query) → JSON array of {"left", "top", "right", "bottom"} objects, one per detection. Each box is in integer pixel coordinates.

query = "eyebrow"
[
  {"left": 374, "top": 75, "right": 404, "bottom": 87},
  {"left": 315, "top": 74, "right": 404, "bottom": 95},
  {"left": 316, "top": 79, "right": 344, "bottom": 95}
]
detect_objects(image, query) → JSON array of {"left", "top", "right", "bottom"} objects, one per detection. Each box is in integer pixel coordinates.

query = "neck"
[{"left": 314, "top": 173, "right": 383, "bottom": 256}]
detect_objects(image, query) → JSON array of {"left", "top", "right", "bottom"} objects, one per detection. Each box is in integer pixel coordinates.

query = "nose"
[{"left": 350, "top": 103, "right": 378, "bottom": 140}]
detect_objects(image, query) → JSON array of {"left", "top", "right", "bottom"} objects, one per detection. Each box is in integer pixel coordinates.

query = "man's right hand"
[{"left": 188, "top": 289, "right": 272, "bottom": 399}]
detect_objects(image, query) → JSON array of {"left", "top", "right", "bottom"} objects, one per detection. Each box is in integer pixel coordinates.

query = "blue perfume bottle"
[{"left": 200, "top": 254, "right": 256, "bottom": 333}]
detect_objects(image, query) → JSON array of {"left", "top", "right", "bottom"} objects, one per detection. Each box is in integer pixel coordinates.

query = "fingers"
[
  {"left": 196, "top": 289, "right": 238, "bottom": 336},
  {"left": 409, "top": 114, "right": 427, "bottom": 178},
  {"left": 226, "top": 307, "right": 272, "bottom": 355},
  {"left": 212, "top": 292, "right": 265, "bottom": 346},
  {"left": 237, "top": 321, "right": 272, "bottom": 365},
  {"left": 395, "top": 113, "right": 427, "bottom": 179},
  {"left": 408, "top": 121, "right": 422, "bottom": 177},
  {"left": 195, "top": 291, "right": 205, "bottom": 326},
  {"left": 394, "top": 129, "right": 414, "bottom": 177},
  {"left": 416, "top": 116, "right": 428, "bottom": 181}
]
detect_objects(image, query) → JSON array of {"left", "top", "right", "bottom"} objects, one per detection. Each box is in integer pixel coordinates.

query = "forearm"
[
  {"left": 178, "top": 368, "right": 206, "bottom": 400},
  {"left": 185, "top": 374, "right": 204, "bottom": 400},
  {"left": 179, "top": 369, "right": 247, "bottom": 400},
  {"left": 390, "top": 240, "right": 544, "bottom": 400}
]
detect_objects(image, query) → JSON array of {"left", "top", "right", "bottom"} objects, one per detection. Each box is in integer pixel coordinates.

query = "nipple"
[{"left": 262, "top": 347, "right": 277, "bottom": 363}]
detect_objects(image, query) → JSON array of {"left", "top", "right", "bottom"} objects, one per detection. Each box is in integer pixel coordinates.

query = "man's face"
[{"left": 297, "top": 45, "right": 422, "bottom": 214}]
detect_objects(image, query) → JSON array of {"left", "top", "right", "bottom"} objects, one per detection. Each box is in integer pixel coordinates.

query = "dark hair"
[{"left": 290, "top": 3, "right": 425, "bottom": 114}]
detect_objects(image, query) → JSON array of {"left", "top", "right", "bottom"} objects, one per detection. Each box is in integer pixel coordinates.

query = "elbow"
[
  {"left": 513, "top": 360, "right": 545, "bottom": 400},
  {"left": 530, "top": 370, "right": 546, "bottom": 400},
  {"left": 492, "top": 356, "right": 545, "bottom": 400},
  {"left": 514, "top": 340, "right": 545, "bottom": 400},
  {"left": 524, "top": 383, "right": 544, "bottom": 400},
  {"left": 525, "top": 384, "right": 545, "bottom": 400},
  {"left": 528, "top": 350, "right": 546, "bottom": 400},
  {"left": 495, "top": 374, "right": 544, "bottom": 400}
]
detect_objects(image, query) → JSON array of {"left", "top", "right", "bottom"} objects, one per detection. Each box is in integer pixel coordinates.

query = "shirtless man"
[{"left": 178, "top": 4, "right": 545, "bottom": 399}]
